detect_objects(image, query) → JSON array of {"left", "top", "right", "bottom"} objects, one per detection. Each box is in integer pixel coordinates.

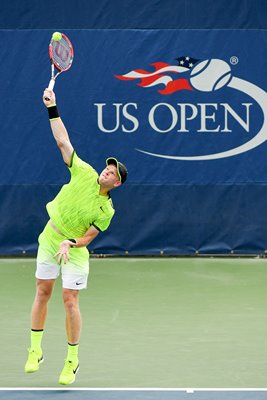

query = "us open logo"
[{"left": 94, "top": 57, "right": 267, "bottom": 161}]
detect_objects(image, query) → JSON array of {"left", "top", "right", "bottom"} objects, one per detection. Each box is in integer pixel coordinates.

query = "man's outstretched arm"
[{"left": 43, "top": 88, "right": 74, "bottom": 166}]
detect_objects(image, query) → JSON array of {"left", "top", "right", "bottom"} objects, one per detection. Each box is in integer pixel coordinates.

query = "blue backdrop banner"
[{"left": 1, "top": 29, "right": 267, "bottom": 255}]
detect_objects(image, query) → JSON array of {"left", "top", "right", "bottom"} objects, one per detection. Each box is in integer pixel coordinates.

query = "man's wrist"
[
  {"left": 47, "top": 104, "right": 60, "bottom": 120},
  {"left": 68, "top": 239, "right": 77, "bottom": 248}
]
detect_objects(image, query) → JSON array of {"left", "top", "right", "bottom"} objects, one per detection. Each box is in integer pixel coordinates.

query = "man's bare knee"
[
  {"left": 62, "top": 289, "right": 79, "bottom": 312},
  {"left": 35, "top": 279, "right": 54, "bottom": 301}
]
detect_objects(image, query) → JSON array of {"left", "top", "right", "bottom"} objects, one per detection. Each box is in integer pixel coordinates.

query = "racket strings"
[{"left": 51, "top": 37, "right": 73, "bottom": 71}]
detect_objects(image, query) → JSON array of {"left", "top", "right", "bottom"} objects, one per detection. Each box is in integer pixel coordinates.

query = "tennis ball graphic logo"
[{"left": 190, "top": 59, "right": 232, "bottom": 92}]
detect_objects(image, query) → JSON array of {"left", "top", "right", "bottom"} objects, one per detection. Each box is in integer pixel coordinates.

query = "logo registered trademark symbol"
[{"left": 230, "top": 56, "right": 239, "bottom": 65}]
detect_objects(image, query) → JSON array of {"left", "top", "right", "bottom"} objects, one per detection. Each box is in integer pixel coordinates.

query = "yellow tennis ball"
[{"left": 52, "top": 32, "right": 62, "bottom": 41}]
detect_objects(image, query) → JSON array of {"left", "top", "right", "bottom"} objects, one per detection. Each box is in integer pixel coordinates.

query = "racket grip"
[
  {"left": 44, "top": 79, "right": 55, "bottom": 101},
  {"left": 48, "top": 79, "right": 55, "bottom": 91}
]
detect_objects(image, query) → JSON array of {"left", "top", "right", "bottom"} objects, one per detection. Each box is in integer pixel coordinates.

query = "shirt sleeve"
[
  {"left": 93, "top": 199, "right": 115, "bottom": 232},
  {"left": 93, "top": 215, "right": 113, "bottom": 232},
  {"left": 68, "top": 151, "right": 97, "bottom": 178}
]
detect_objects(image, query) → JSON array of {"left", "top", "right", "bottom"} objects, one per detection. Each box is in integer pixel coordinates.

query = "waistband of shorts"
[{"left": 48, "top": 220, "right": 65, "bottom": 237}]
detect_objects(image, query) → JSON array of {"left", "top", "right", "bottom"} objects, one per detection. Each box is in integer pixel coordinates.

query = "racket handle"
[
  {"left": 44, "top": 79, "right": 55, "bottom": 101},
  {"left": 48, "top": 79, "right": 55, "bottom": 91}
]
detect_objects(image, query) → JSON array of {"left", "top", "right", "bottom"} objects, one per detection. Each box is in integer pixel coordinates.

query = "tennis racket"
[{"left": 46, "top": 32, "right": 74, "bottom": 97}]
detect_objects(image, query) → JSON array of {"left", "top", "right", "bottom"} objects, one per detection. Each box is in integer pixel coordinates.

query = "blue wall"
[{"left": 1, "top": 1, "right": 267, "bottom": 255}]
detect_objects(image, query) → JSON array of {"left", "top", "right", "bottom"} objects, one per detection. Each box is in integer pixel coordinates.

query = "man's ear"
[{"left": 113, "top": 180, "right": 122, "bottom": 188}]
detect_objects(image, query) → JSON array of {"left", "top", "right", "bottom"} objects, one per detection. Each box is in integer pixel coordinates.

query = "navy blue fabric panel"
[
  {"left": 0, "top": 185, "right": 57, "bottom": 255},
  {"left": 0, "top": 28, "right": 267, "bottom": 255},
  {"left": 1, "top": 29, "right": 267, "bottom": 186},
  {"left": 0, "top": 0, "right": 267, "bottom": 29},
  {"left": 106, "top": 183, "right": 267, "bottom": 256},
  {"left": 1, "top": 184, "right": 266, "bottom": 256}
]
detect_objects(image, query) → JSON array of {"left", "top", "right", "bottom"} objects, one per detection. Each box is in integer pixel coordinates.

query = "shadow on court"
[{"left": 1, "top": 257, "right": 267, "bottom": 388}]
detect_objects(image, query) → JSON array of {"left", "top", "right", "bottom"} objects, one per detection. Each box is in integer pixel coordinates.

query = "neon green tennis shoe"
[
  {"left": 24, "top": 348, "right": 44, "bottom": 373},
  {"left": 59, "top": 359, "right": 79, "bottom": 385}
]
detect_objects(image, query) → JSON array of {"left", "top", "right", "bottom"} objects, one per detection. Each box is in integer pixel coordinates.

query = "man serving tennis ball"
[{"left": 24, "top": 88, "right": 128, "bottom": 385}]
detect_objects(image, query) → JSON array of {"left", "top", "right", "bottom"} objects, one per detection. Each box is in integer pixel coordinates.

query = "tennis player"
[{"left": 24, "top": 88, "right": 128, "bottom": 385}]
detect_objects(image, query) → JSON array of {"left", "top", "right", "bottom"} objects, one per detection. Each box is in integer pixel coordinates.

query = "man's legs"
[
  {"left": 59, "top": 288, "right": 80, "bottom": 385},
  {"left": 32, "top": 279, "right": 55, "bottom": 329},
  {"left": 63, "top": 288, "right": 81, "bottom": 344},
  {"left": 25, "top": 279, "right": 55, "bottom": 373}
]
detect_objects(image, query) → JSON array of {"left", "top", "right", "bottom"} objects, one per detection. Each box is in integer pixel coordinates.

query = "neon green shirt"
[{"left": 46, "top": 152, "right": 115, "bottom": 237}]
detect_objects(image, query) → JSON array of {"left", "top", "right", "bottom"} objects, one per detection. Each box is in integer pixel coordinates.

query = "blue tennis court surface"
[{"left": 0, "top": 390, "right": 267, "bottom": 400}]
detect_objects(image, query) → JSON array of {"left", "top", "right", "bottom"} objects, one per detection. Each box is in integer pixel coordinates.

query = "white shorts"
[
  {"left": 36, "top": 261, "right": 89, "bottom": 290},
  {"left": 36, "top": 222, "right": 89, "bottom": 290}
]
